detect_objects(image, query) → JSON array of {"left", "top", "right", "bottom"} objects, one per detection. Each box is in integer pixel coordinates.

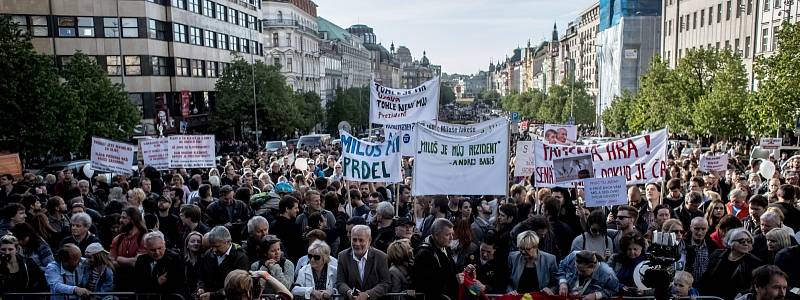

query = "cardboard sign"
[
  {"left": 168, "top": 135, "right": 216, "bottom": 168},
  {"left": 90, "top": 137, "right": 135, "bottom": 175},
  {"left": 514, "top": 141, "right": 534, "bottom": 177},
  {"left": 699, "top": 154, "right": 729, "bottom": 172},
  {"left": 583, "top": 176, "right": 628, "bottom": 207},
  {"left": 760, "top": 138, "right": 782, "bottom": 150},
  {"left": 139, "top": 138, "right": 170, "bottom": 170}
]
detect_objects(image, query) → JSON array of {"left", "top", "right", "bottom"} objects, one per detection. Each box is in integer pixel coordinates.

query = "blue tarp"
[{"left": 599, "top": 0, "right": 662, "bottom": 31}]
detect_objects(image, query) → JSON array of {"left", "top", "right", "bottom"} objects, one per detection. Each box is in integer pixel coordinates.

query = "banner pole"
[
  {"left": 395, "top": 182, "right": 400, "bottom": 216},
  {"left": 506, "top": 120, "right": 511, "bottom": 201}
]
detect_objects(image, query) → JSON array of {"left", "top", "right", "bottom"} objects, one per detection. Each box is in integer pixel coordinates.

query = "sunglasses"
[
  {"left": 734, "top": 238, "right": 753, "bottom": 245},
  {"left": 308, "top": 254, "right": 322, "bottom": 261},
  {"left": 669, "top": 229, "right": 685, "bottom": 235}
]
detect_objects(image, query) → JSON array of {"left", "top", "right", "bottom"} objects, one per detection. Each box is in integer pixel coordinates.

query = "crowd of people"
[{"left": 0, "top": 138, "right": 798, "bottom": 300}]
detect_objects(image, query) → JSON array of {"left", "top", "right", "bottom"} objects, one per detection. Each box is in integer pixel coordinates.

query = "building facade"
[
  {"left": 317, "top": 16, "right": 370, "bottom": 93},
  {"left": 4, "top": 0, "right": 264, "bottom": 135},
  {"left": 661, "top": 0, "right": 799, "bottom": 90},
  {"left": 261, "top": 0, "right": 320, "bottom": 94},
  {"left": 347, "top": 24, "right": 401, "bottom": 87}
]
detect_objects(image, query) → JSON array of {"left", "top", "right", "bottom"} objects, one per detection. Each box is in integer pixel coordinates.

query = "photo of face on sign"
[
  {"left": 543, "top": 124, "right": 577, "bottom": 145},
  {"left": 553, "top": 154, "right": 594, "bottom": 183}
]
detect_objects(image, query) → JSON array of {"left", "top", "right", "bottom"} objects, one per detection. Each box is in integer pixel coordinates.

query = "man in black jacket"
[
  {"left": 196, "top": 226, "right": 249, "bottom": 299},
  {"left": 205, "top": 185, "right": 251, "bottom": 242},
  {"left": 134, "top": 231, "right": 185, "bottom": 295},
  {"left": 770, "top": 184, "right": 800, "bottom": 231},
  {"left": 684, "top": 217, "right": 718, "bottom": 282},
  {"left": 412, "top": 218, "right": 458, "bottom": 300},
  {"left": 271, "top": 196, "right": 304, "bottom": 262},
  {"left": 674, "top": 191, "right": 704, "bottom": 231}
]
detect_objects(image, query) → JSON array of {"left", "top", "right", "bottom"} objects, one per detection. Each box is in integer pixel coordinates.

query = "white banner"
[
  {"left": 339, "top": 131, "right": 402, "bottom": 183},
  {"left": 139, "top": 138, "right": 170, "bottom": 170},
  {"left": 369, "top": 77, "right": 440, "bottom": 125},
  {"left": 90, "top": 137, "right": 135, "bottom": 175},
  {"left": 583, "top": 176, "right": 628, "bottom": 207},
  {"left": 760, "top": 138, "right": 782, "bottom": 150},
  {"left": 699, "top": 154, "right": 728, "bottom": 173},
  {"left": 543, "top": 124, "right": 578, "bottom": 145},
  {"left": 532, "top": 129, "right": 668, "bottom": 187},
  {"left": 384, "top": 118, "right": 507, "bottom": 157},
  {"left": 168, "top": 135, "right": 216, "bottom": 168},
  {"left": 412, "top": 121, "right": 509, "bottom": 196},
  {"left": 514, "top": 141, "right": 534, "bottom": 177}
]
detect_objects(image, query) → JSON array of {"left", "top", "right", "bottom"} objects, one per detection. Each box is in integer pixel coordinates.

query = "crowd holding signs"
[{"left": 90, "top": 135, "right": 217, "bottom": 176}]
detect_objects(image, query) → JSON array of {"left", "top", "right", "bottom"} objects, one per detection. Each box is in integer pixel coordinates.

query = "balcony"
[{"left": 262, "top": 19, "right": 318, "bottom": 35}]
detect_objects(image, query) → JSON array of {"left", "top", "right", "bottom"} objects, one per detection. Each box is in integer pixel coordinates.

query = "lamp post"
[{"left": 249, "top": 18, "right": 260, "bottom": 146}]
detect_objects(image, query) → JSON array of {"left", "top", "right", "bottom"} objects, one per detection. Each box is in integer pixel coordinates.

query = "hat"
[
  {"left": 274, "top": 182, "right": 294, "bottom": 194},
  {"left": 394, "top": 217, "right": 414, "bottom": 226},
  {"left": 84, "top": 243, "right": 107, "bottom": 256}
]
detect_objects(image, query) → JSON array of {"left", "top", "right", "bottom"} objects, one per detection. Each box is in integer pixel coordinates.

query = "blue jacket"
[
  {"left": 78, "top": 262, "right": 114, "bottom": 294},
  {"left": 556, "top": 251, "right": 620, "bottom": 298},
  {"left": 507, "top": 250, "right": 558, "bottom": 293},
  {"left": 44, "top": 259, "right": 85, "bottom": 300}
]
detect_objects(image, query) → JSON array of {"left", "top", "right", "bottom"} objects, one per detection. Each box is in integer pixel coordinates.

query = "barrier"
[
  {"left": 0, "top": 292, "right": 186, "bottom": 300},
  {"left": 260, "top": 292, "right": 426, "bottom": 300}
]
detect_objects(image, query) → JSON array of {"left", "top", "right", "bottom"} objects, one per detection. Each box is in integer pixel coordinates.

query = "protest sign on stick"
[
  {"left": 90, "top": 137, "right": 135, "bottom": 175},
  {"left": 583, "top": 176, "right": 628, "bottom": 207},
  {"left": 168, "top": 135, "right": 216, "bottom": 168},
  {"left": 140, "top": 138, "right": 170, "bottom": 170},
  {"left": 339, "top": 131, "right": 403, "bottom": 183},
  {"left": 369, "top": 77, "right": 440, "bottom": 125}
]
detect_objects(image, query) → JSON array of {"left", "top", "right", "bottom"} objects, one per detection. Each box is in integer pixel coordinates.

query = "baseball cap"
[
  {"left": 84, "top": 243, "right": 108, "bottom": 256},
  {"left": 274, "top": 182, "right": 294, "bottom": 194}
]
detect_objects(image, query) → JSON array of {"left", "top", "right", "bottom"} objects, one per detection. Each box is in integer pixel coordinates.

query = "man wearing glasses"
[{"left": 612, "top": 205, "right": 639, "bottom": 250}]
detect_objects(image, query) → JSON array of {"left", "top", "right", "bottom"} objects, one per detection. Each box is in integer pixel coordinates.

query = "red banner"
[{"left": 181, "top": 90, "right": 190, "bottom": 118}]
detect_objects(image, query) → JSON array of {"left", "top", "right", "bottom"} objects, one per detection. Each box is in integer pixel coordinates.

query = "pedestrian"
[
  {"left": 250, "top": 236, "right": 294, "bottom": 294},
  {"left": 134, "top": 231, "right": 185, "bottom": 295},
  {"left": 0, "top": 234, "right": 47, "bottom": 294},
  {"left": 78, "top": 243, "right": 114, "bottom": 297},
  {"left": 196, "top": 226, "right": 249, "bottom": 300},
  {"left": 412, "top": 218, "right": 458, "bottom": 300},
  {"left": 292, "top": 240, "right": 337, "bottom": 300},
  {"left": 45, "top": 244, "right": 90, "bottom": 300},
  {"left": 335, "top": 224, "right": 390, "bottom": 300}
]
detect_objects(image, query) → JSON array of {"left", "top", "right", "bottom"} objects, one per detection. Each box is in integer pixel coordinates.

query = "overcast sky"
[{"left": 314, "top": 0, "right": 596, "bottom": 75}]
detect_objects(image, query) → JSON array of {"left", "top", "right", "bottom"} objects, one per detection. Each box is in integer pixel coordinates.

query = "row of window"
[
  {"left": 57, "top": 54, "right": 232, "bottom": 78},
  {"left": 168, "top": 0, "right": 260, "bottom": 31},
  {"left": 12, "top": 15, "right": 140, "bottom": 38},
  {"left": 668, "top": 0, "right": 754, "bottom": 36},
  {"left": 169, "top": 21, "right": 263, "bottom": 55}
]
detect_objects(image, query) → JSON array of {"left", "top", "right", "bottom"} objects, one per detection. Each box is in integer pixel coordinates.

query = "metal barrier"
[
  {"left": 259, "top": 292, "right": 426, "bottom": 300},
  {"left": 620, "top": 297, "right": 724, "bottom": 300},
  {"left": 0, "top": 292, "right": 186, "bottom": 300}
]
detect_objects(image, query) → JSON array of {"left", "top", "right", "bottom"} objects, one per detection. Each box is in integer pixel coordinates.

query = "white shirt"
[
  {"left": 217, "top": 244, "right": 232, "bottom": 265},
  {"left": 352, "top": 248, "right": 369, "bottom": 283}
]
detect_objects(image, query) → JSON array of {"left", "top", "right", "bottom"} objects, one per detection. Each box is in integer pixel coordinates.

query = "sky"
[{"left": 314, "top": 0, "right": 596, "bottom": 75}]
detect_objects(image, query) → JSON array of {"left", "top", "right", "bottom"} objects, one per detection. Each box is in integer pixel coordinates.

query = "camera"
[{"left": 640, "top": 231, "right": 682, "bottom": 300}]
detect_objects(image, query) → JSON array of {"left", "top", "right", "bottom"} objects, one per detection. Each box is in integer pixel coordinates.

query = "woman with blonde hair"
[
  {"left": 79, "top": 243, "right": 114, "bottom": 296},
  {"left": 126, "top": 188, "right": 146, "bottom": 210},
  {"left": 184, "top": 231, "right": 204, "bottom": 293},
  {"left": 171, "top": 174, "right": 190, "bottom": 203},
  {"left": 387, "top": 239, "right": 415, "bottom": 296},
  {"left": 292, "top": 240, "right": 337, "bottom": 299},
  {"left": 763, "top": 228, "right": 793, "bottom": 264}
]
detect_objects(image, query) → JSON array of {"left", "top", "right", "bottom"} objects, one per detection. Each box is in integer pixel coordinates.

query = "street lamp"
[{"left": 249, "top": 18, "right": 261, "bottom": 146}]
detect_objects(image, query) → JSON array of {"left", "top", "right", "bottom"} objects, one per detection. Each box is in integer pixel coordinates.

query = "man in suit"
[
  {"left": 134, "top": 231, "right": 185, "bottom": 295},
  {"left": 196, "top": 226, "right": 249, "bottom": 300},
  {"left": 336, "top": 224, "right": 390, "bottom": 300}
]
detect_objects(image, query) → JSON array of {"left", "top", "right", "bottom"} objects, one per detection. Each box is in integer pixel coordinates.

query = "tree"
[
  {"left": 477, "top": 89, "right": 500, "bottom": 107},
  {"left": 692, "top": 50, "right": 749, "bottom": 138},
  {"left": 294, "top": 91, "right": 324, "bottom": 133},
  {"left": 440, "top": 85, "right": 456, "bottom": 107},
  {"left": 559, "top": 80, "right": 596, "bottom": 125},
  {"left": 749, "top": 22, "right": 800, "bottom": 135},
  {"left": 326, "top": 87, "right": 368, "bottom": 134},
  {"left": 629, "top": 56, "right": 686, "bottom": 132},
  {"left": 0, "top": 16, "right": 84, "bottom": 159},
  {"left": 604, "top": 91, "right": 634, "bottom": 135},
  {"left": 213, "top": 58, "right": 298, "bottom": 140},
  {"left": 62, "top": 52, "right": 139, "bottom": 152}
]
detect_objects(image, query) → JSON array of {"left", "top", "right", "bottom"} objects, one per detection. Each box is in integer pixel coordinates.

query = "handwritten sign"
[
  {"left": 699, "top": 154, "right": 728, "bottom": 172},
  {"left": 90, "top": 137, "right": 135, "bottom": 175},
  {"left": 168, "top": 135, "right": 216, "bottom": 168},
  {"left": 140, "top": 138, "right": 170, "bottom": 170}
]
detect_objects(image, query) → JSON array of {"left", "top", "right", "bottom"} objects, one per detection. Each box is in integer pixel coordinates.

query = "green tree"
[
  {"left": 559, "top": 80, "right": 596, "bottom": 125},
  {"left": 749, "top": 22, "right": 800, "bottom": 135},
  {"left": 62, "top": 52, "right": 139, "bottom": 152},
  {"left": 213, "top": 58, "right": 298, "bottom": 140},
  {"left": 440, "top": 85, "right": 456, "bottom": 107},
  {"left": 629, "top": 56, "right": 686, "bottom": 132},
  {"left": 604, "top": 91, "right": 634, "bottom": 135},
  {"left": 326, "top": 87, "right": 368, "bottom": 134},
  {"left": 692, "top": 50, "right": 749, "bottom": 138},
  {"left": 294, "top": 91, "right": 325, "bottom": 133},
  {"left": 478, "top": 89, "right": 500, "bottom": 106},
  {"left": 0, "top": 16, "right": 84, "bottom": 158}
]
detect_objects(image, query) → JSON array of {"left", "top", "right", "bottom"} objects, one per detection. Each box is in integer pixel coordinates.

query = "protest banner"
[
  {"left": 339, "top": 131, "right": 402, "bottom": 183},
  {"left": 533, "top": 129, "right": 668, "bottom": 187},
  {"left": 139, "top": 138, "right": 170, "bottom": 170},
  {"left": 583, "top": 176, "right": 628, "bottom": 207},
  {"left": 369, "top": 77, "right": 440, "bottom": 125},
  {"left": 385, "top": 118, "right": 507, "bottom": 157},
  {"left": 168, "top": 135, "right": 216, "bottom": 168},
  {"left": 90, "top": 137, "right": 135, "bottom": 175},
  {"left": 412, "top": 120, "right": 509, "bottom": 196},
  {"left": 760, "top": 138, "right": 782, "bottom": 150},
  {"left": 699, "top": 154, "right": 728, "bottom": 173},
  {"left": 552, "top": 154, "right": 594, "bottom": 183},
  {"left": 0, "top": 153, "right": 23, "bottom": 179},
  {"left": 543, "top": 124, "right": 578, "bottom": 145},
  {"left": 514, "top": 141, "right": 534, "bottom": 177}
]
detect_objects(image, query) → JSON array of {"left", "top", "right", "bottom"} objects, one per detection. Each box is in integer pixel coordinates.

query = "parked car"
[
  {"left": 265, "top": 141, "right": 287, "bottom": 153},
  {"left": 37, "top": 160, "right": 91, "bottom": 179},
  {"left": 297, "top": 134, "right": 331, "bottom": 149}
]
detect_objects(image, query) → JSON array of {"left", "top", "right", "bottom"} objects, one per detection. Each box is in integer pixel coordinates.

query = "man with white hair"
[
  {"left": 336, "top": 225, "right": 390, "bottom": 300},
  {"left": 76, "top": 180, "right": 102, "bottom": 212},
  {"left": 59, "top": 212, "right": 100, "bottom": 254},
  {"left": 752, "top": 210, "right": 797, "bottom": 262},
  {"left": 243, "top": 216, "right": 269, "bottom": 264},
  {"left": 134, "top": 231, "right": 185, "bottom": 294},
  {"left": 371, "top": 202, "right": 395, "bottom": 252},
  {"left": 196, "top": 226, "right": 249, "bottom": 300}
]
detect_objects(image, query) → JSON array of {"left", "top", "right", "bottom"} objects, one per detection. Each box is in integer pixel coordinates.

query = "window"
[
  {"left": 206, "top": 61, "right": 218, "bottom": 77},
  {"left": 717, "top": 4, "right": 722, "bottom": 22},
  {"left": 667, "top": 20, "right": 672, "bottom": 35},
  {"left": 57, "top": 17, "right": 76, "bottom": 37},
  {"left": 216, "top": 33, "right": 227, "bottom": 49},
  {"left": 772, "top": 26, "right": 779, "bottom": 50},
  {"left": 11, "top": 16, "right": 28, "bottom": 34},
  {"left": 228, "top": 8, "right": 237, "bottom": 25},
  {"left": 762, "top": 28, "right": 769, "bottom": 51},
  {"left": 241, "top": 38, "right": 249, "bottom": 53},
  {"left": 716, "top": 41, "right": 720, "bottom": 49},
  {"left": 172, "top": 0, "right": 186, "bottom": 9},
  {"left": 77, "top": 17, "right": 94, "bottom": 37},
  {"left": 273, "top": 57, "right": 280, "bottom": 66},
  {"left": 220, "top": 62, "right": 229, "bottom": 75},
  {"left": 121, "top": 18, "right": 139, "bottom": 37},
  {"left": 152, "top": 56, "right": 169, "bottom": 75},
  {"left": 272, "top": 33, "right": 278, "bottom": 46},
  {"left": 693, "top": 12, "right": 697, "bottom": 29},
  {"left": 745, "top": 36, "right": 751, "bottom": 57},
  {"left": 203, "top": 0, "right": 214, "bottom": 17},
  {"left": 31, "top": 16, "right": 49, "bottom": 36},
  {"left": 103, "top": 18, "right": 119, "bottom": 37},
  {"left": 775, "top": 0, "right": 780, "bottom": 8},
  {"left": 679, "top": 16, "right": 684, "bottom": 32},
  {"left": 287, "top": 58, "right": 292, "bottom": 71},
  {"left": 736, "top": 0, "right": 742, "bottom": 17},
  {"left": 725, "top": 40, "right": 731, "bottom": 50},
  {"left": 701, "top": 9, "right": 705, "bottom": 27},
  {"left": 726, "top": 1, "right": 732, "bottom": 20},
  {"left": 709, "top": 6, "right": 714, "bottom": 25},
  {"left": 124, "top": 56, "right": 141, "bottom": 75},
  {"left": 148, "top": 19, "right": 166, "bottom": 40},
  {"left": 106, "top": 56, "right": 122, "bottom": 75},
  {"left": 204, "top": 30, "right": 216, "bottom": 48},
  {"left": 229, "top": 36, "right": 238, "bottom": 51},
  {"left": 286, "top": 33, "right": 291, "bottom": 46},
  {"left": 188, "top": 0, "right": 200, "bottom": 13},
  {"left": 191, "top": 60, "right": 204, "bottom": 77},
  {"left": 173, "top": 23, "right": 187, "bottom": 43},
  {"left": 747, "top": 0, "right": 753, "bottom": 14},
  {"left": 190, "top": 27, "right": 202, "bottom": 45},
  {"left": 764, "top": 0, "right": 769, "bottom": 11},
  {"left": 176, "top": 58, "right": 190, "bottom": 76},
  {"left": 216, "top": 4, "right": 226, "bottom": 21}
]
